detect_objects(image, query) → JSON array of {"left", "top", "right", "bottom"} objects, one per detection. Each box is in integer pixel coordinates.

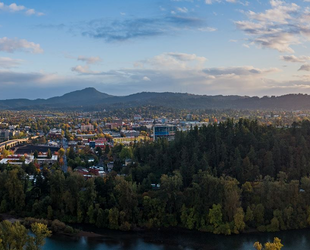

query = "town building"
[
  {"left": 48, "top": 128, "right": 62, "bottom": 138},
  {"left": 81, "top": 124, "right": 94, "bottom": 132},
  {"left": 134, "top": 114, "right": 142, "bottom": 120},
  {"left": 153, "top": 124, "right": 177, "bottom": 141}
]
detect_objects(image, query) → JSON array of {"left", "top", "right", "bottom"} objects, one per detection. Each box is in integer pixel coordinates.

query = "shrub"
[
  {"left": 119, "top": 222, "right": 131, "bottom": 231},
  {"left": 51, "top": 219, "right": 66, "bottom": 233},
  {"left": 23, "top": 217, "right": 48, "bottom": 227},
  {"left": 64, "top": 226, "right": 74, "bottom": 234}
]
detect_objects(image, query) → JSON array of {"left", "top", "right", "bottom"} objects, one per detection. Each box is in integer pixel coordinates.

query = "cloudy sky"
[{"left": 1, "top": 0, "right": 310, "bottom": 99}]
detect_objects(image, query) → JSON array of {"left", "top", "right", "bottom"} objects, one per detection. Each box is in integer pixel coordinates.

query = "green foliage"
[
  {"left": 119, "top": 222, "right": 131, "bottom": 231},
  {"left": 2, "top": 119, "right": 310, "bottom": 236},
  {"left": 254, "top": 237, "right": 283, "bottom": 250},
  {"left": 119, "top": 147, "right": 133, "bottom": 161},
  {"left": 245, "top": 206, "right": 254, "bottom": 221},
  {"left": 96, "top": 208, "right": 104, "bottom": 228},
  {"left": 51, "top": 220, "right": 66, "bottom": 233},
  {"left": 108, "top": 207, "right": 119, "bottom": 230},
  {"left": 209, "top": 204, "right": 223, "bottom": 230},
  {"left": 0, "top": 221, "right": 28, "bottom": 250},
  {"left": 0, "top": 220, "right": 51, "bottom": 250},
  {"left": 86, "top": 204, "right": 95, "bottom": 224},
  {"left": 233, "top": 208, "right": 245, "bottom": 234},
  {"left": 64, "top": 226, "right": 74, "bottom": 234},
  {"left": 30, "top": 222, "right": 52, "bottom": 250},
  {"left": 47, "top": 149, "right": 52, "bottom": 159},
  {"left": 47, "top": 206, "right": 53, "bottom": 220},
  {"left": 268, "top": 217, "right": 280, "bottom": 232},
  {"left": 0, "top": 200, "right": 7, "bottom": 213},
  {"left": 254, "top": 204, "right": 265, "bottom": 227}
]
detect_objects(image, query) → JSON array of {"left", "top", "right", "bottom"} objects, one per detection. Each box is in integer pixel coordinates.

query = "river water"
[{"left": 42, "top": 228, "right": 310, "bottom": 250}]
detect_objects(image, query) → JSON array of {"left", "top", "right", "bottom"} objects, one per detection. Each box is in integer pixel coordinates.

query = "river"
[{"left": 42, "top": 228, "right": 310, "bottom": 250}]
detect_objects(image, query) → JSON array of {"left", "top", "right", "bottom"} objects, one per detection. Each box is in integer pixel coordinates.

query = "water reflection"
[{"left": 43, "top": 228, "right": 310, "bottom": 250}]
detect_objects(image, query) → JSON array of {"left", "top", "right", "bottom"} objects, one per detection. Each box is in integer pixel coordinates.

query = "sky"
[{"left": 2, "top": 0, "right": 310, "bottom": 99}]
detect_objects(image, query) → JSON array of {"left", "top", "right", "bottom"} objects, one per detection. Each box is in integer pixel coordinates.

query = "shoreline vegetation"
[
  {"left": 0, "top": 214, "right": 286, "bottom": 250},
  {"left": 0, "top": 213, "right": 299, "bottom": 239},
  {"left": 0, "top": 214, "right": 107, "bottom": 239},
  {"left": 0, "top": 218, "right": 51, "bottom": 250},
  {"left": 0, "top": 213, "right": 286, "bottom": 250}
]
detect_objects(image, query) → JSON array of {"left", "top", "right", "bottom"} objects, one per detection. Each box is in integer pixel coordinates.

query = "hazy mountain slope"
[
  {"left": 0, "top": 88, "right": 310, "bottom": 111},
  {"left": 45, "top": 87, "right": 112, "bottom": 105}
]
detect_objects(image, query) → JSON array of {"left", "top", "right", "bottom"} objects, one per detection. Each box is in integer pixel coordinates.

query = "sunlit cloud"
[
  {"left": 235, "top": 0, "right": 310, "bottom": 53},
  {"left": 0, "top": 37, "right": 43, "bottom": 54}
]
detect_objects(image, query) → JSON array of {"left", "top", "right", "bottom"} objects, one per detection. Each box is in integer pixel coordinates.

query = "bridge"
[{"left": 0, "top": 139, "right": 29, "bottom": 151}]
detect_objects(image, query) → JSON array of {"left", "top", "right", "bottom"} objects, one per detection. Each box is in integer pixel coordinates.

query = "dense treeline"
[
  {"left": 2, "top": 119, "right": 310, "bottom": 235},
  {"left": 135, "top": 119, "right": 310, "bottom": 183}
]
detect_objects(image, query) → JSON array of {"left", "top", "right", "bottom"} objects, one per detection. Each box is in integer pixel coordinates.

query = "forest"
[{"left": 1, "top": 119, "right": 310, "bottom": 235}]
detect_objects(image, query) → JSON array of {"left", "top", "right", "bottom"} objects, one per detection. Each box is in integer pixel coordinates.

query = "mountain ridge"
[{"left": 0, "top": 87, "right": 310, "bottom": 111}]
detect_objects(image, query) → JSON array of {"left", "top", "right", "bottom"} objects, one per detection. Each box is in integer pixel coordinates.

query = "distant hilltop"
[{"left": 1, "top": 87, "right": 310, "bottom": 111}]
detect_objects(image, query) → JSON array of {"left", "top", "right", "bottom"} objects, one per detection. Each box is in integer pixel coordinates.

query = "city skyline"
[{"left": 1, "top": 0, "right": 310, "bottom": 99}]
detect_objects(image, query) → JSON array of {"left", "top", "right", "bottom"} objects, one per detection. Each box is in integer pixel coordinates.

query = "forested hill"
[
  {"left": 3, "top": 119, "right": 310, "bottom": 235},
  {"left": 1, "top": 87, "right": 310, "bottom": 110}
]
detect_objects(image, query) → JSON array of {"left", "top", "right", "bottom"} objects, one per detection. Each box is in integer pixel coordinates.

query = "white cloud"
[
  {"left": 205, "top": 0, "right": 243, "bottom": 4},
  {"left": 176, "top": 7, "right": 188, "bottom": 13},
  {"left": 0, "top": 57, "right": 22, "bottom": 68},
  {"left": 280, "top": 55, "right": 310, "bottom": 63},
  {"left": 235, "top": 0, "right": 310, "bottom": 53},
  {"left": 203, "top": 66, "right": 279, "bottom": 76},
  {"left": 8, "top": 3, "right": 25, "bottom": 12},
  {"left": 69, "top": 53, "right": 281, "bottom": 96},
  {"left": 73, "top": 56, "right": 102, "bottom": 73},
  {"left": 299, "top": 64, "right": 310, "bottom": 71},
  {"left": 166, "top": 52, "right": 207, "bottom": 62},
  {"left": 198, "top": 27, "right": 217, "bottom": 32},
  {"left": 71, "top": 65, "right": 102, "bottom": 74},
  {"left": 138, "top": 52, "right": 208, "bottom": 70},
  {"left": 0, "top": 2, "right": 44, "bottom": 16},
  {"left": 247, "top": 1, "right": 299, "bottom": 24},
  {"left": 25, "top": 9, "right": 35, "bottom": 15},
  {"left": 143, "top": 76, "right": 151, "bottom": 81},
  {"left": 253, "top": 32, "right": 299, "bottom": 53},
  {"left": 171, "top": 0, "right": 194, "bottom": 2},
  {"left": 72, "top": 65, "right": 93, "bottom": 74},
  {"left": 0, "top": 37, "right": 43, "bottom": 54},
  {"left": 0, "top": 51, "right": 294, "bottom": 98},
  {"left": 205, "top": 0, "right": 220, "bottom": 4},
  {"left": 77, "top": 56, "right": 102, "bottom": 64}
]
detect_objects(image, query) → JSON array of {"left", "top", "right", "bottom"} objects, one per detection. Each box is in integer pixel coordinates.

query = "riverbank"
[
  {"left": 2, "top": 213, "right": 308, "bottom": 250},
  {"left": 77, "top": 230, "right": 103, "bottom": 238},
  {"left": 43, "top": 227, "right": 310, "bottom": 250},
  {"left": 0, "top": 212, "right": 300, "bottom": 241},
  {"left": 0, "top": 213, "right": 21, "bottom": 223}
]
